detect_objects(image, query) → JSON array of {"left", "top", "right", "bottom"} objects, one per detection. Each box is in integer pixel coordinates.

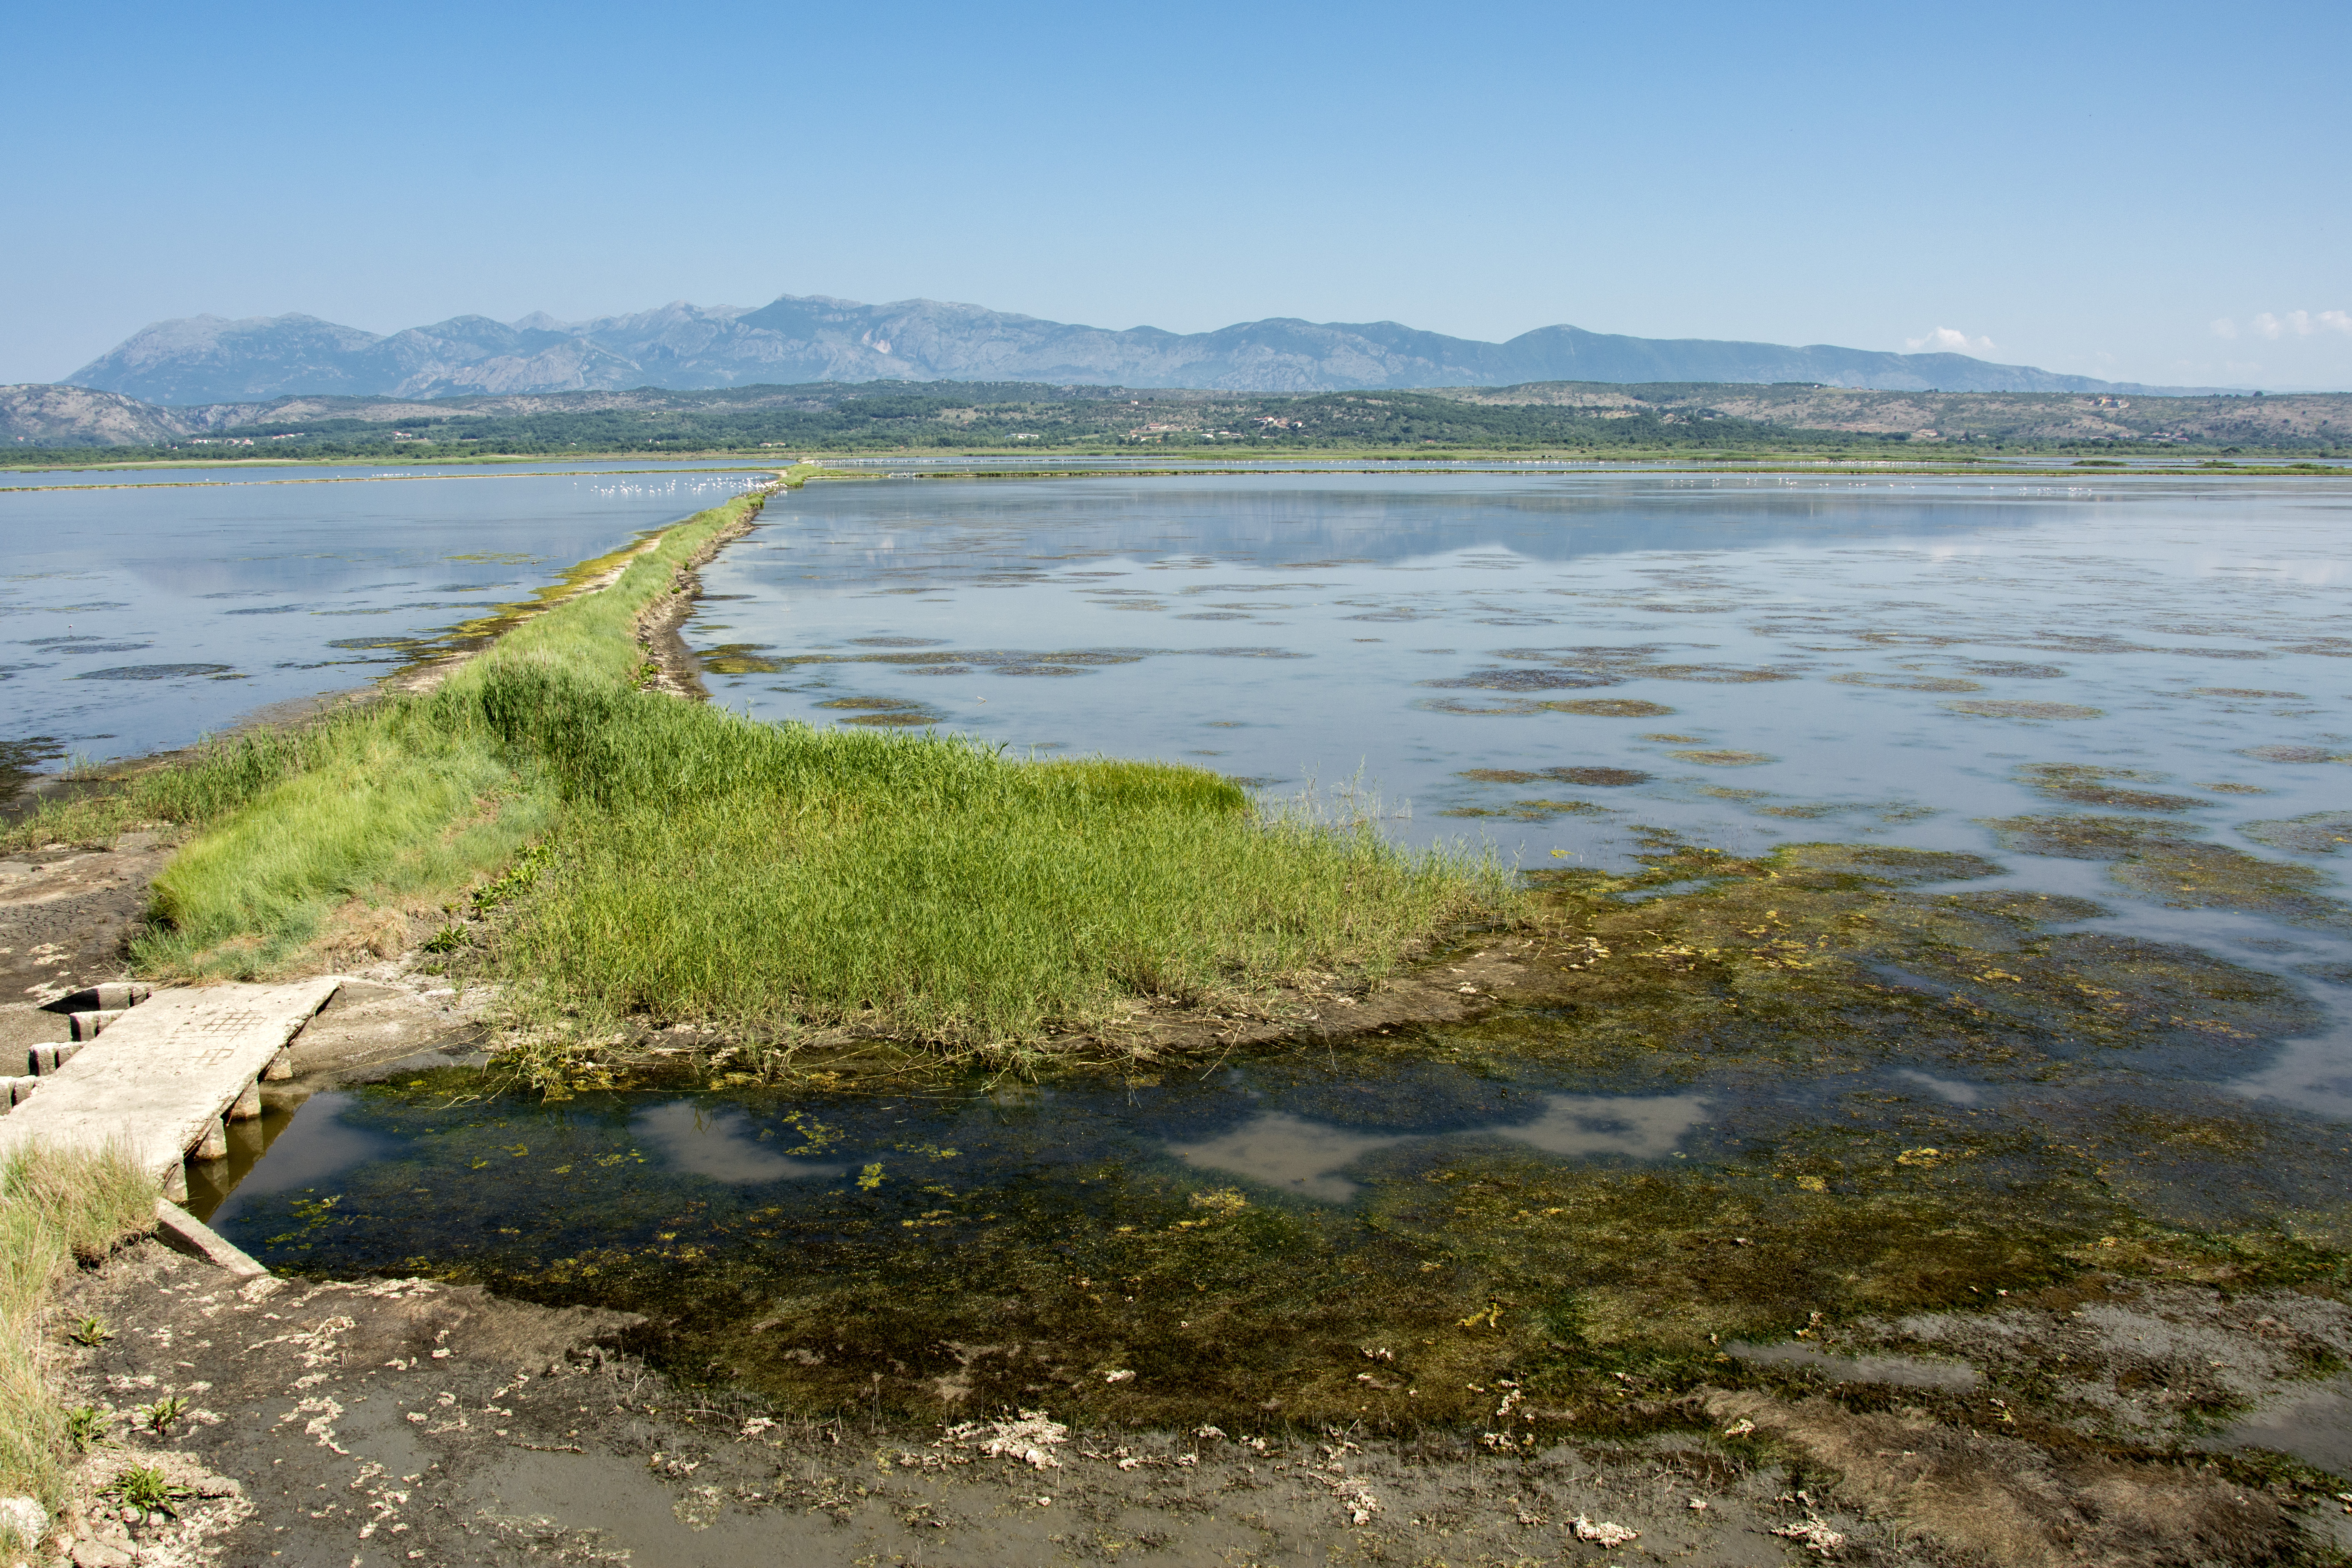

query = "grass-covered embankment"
[
  {"left": 482, "top": 683, "right": 1495, "bottom": 1048},
  {"left": 0, "top": 1149, "right": 155, "bottom": 1533},
  {"left": 7, "top": 482, "right": 1508, "bottom": 1057}
]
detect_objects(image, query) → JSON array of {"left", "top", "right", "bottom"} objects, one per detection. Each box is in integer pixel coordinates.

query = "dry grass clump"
[{"left": 0, "top": 1148, "right": 156, "bottom": 1518}]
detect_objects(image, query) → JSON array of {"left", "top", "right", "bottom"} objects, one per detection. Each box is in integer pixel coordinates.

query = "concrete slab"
[
  {"left": 152, "top": 1197, "right": 268, "bottom": 1277},
  {"left": 0, "top": 977, "right": 341, "bottom": 1191}
]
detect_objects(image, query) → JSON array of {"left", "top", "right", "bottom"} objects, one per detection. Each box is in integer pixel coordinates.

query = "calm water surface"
[
  {"left": 1, "top": 468, "right": 767, "bottom": 772},
  {"left": 0, "top": 457, "right": 775, "bottom": 489},
  {"left": 689, "top": 471, "right": 2349, "bottom": 859}
]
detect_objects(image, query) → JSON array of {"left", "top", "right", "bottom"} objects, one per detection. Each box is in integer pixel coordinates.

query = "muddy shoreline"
[{"left": 54, "top": 1233, "right": 2352, "bottom": 1567}]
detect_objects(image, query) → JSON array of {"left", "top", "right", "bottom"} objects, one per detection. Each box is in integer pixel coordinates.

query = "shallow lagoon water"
[
  {"left": 689, "top": 472, "right": 2352, "bottom": 1085},
  {"left": 195, "top": 470, "right": 2352, "bottom": 1437},
  {"left": 687, "top": 471, "right": 2351, "bottom": 866},
  {"left": 0, "top": 456, "right": 775, "bottom": 489},
  {"left": 1, "top": 467, "right": 767, "bottom": 772}
]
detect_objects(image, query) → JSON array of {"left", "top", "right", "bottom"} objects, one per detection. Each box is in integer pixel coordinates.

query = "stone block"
[{"left": 52, "top": 983, "right": 148, "bottom": 1014}]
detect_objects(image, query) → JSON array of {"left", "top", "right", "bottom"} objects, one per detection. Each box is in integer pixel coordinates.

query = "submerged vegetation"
[
  {"left": 235, "top": 836, "right": 2352, "bottom": 1448},
  {"left": 5, "top": 488, "right": 1506, "bottom": 1057},
  {"left": 1981, "top": 812, "right": 2351, "bottom": 932}
]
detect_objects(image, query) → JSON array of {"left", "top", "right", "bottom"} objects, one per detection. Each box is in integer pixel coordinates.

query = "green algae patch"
[
  {"left": 1510, "top": 838, "right": 2317, "bottom": 1084},
  {"left": 1754, "top": 803, "right": 1845, "bottom": 819},
  {"left": 1944, "top": 700, "right": 2104, "bottom": 721},
  {"left": 2110, "top": 848, "right": 2351, "bottom": 930},
  {"left": 1984, "top": 814, "right": 2352, "bottom": 932},
  {"left": 1541, "top": 698, "right": 1675, "bottom": 717},
  {"left": 698, "top": 644, "right": 787, "bottom": 675},
  {"left": 1748, "top": 801, "right": 1933, "bottom": 822},
  {"left": 1458, "top": 766, "right": 1650, "bottom": 787},
  {"left": 2016, "top": 764, "right": 2210, "bottom": 813},
  {"left": 1982, "top": 814, "right": 2202, "bottom": 859},
  {"left": 251, "top": 1070, "right": 2132, "bottom": 1436},
  {"left": 814, "top": 697, "right": 942, "bottom": 727},
  {"left": 1830, "top": 672, "right": 1983, "bottom": 693},
  {"left": 1417, "top": 697, "right": 1548, "bottom": 717},
  {"left": 2238, "top": 744, "right": 2352, "bottom": 765},
  {"left": 1489, "top": 649, "right": 1797, "bottom": 686},
  {"left": 1439, "top": 799, "right": 1612, "bottom": 821},
  {"left": 2192, "top": 687, "right": 2308, "bottom": 701},
  {"left": 1669, "top": 749, "right": 1775, "bottom": 767},
  {"left": 2239, "top": 811, "right": 2352, "bottom": 855},
  {"left": 225, "top": 833, "right": 2352, "bottom": 1443}
]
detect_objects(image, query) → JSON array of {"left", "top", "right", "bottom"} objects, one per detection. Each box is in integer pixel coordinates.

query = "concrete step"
[
  {"left": 26, "top": 1042, "right": 85, "bottom": 1076},
  {"left": 69, "top": 1009, "right": 126, "bottom": 1041},
  {"left": 52, "top": 983, "right": 152, "bottom": 1012},
  {"left": 0, "top": 977, "right": 341, "bottom": 1199}
]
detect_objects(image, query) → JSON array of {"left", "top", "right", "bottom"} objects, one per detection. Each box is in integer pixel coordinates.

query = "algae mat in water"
[{"left": 215, "top": 840, "right": 2352, "bottom": 1439}]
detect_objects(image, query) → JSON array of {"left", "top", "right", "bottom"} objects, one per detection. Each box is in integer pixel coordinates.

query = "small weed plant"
[
  {"left": 64, "top": 1407, "right": 106, "bottom": 1452},
  {"left": 105, "top": 1464, "right": 191, "bottom": 1518},
  {"left": 421, "top": 923, "right": 469, "bottom": 955}
]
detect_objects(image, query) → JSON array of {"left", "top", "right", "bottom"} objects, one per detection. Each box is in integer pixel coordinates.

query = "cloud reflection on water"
[
  {"left": 1165, "top": 1092, "right": 1709, "bottom": 1202},
  {"left": 633, "top": 1101, "right": 846, "bottom": 1184}
]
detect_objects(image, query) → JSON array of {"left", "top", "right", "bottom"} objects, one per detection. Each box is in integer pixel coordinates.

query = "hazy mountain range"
[{"left": 61, "top": 295, "right": 2215, "bottom": 405}]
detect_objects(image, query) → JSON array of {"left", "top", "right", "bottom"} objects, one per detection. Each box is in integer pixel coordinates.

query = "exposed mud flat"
[
  {"left": 0, "top": 832, "right": 176, "bottom": 1023},
  {"left": 50, "top": 1243, "right": 2352, "bottom": 1567}
]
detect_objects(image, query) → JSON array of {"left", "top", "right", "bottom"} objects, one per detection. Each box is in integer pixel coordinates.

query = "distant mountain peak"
[{"left": 63, "top": 293, "right": 2205, "bottom": 405}]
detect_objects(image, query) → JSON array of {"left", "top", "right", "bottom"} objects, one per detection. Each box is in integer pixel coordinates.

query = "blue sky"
[{"left": 5, "top": 0, "right": 2347, "bottom": 388}]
